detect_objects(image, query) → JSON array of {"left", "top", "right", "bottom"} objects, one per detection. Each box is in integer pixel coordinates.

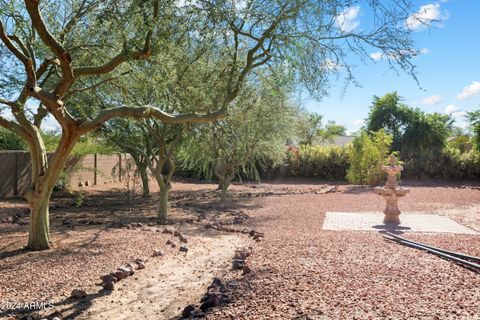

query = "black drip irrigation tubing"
[{"left": 382, "top": 232, "right": 480, "bottom": 273}]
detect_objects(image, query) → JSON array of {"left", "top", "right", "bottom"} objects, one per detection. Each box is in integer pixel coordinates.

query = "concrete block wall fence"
[{"left": 0, "top": 151, "right": 130, "bottom": 198}]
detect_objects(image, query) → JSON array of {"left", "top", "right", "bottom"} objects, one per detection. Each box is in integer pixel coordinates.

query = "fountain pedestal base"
[{"left": 383, "top": 195, "right": 401, "bottom": 224}]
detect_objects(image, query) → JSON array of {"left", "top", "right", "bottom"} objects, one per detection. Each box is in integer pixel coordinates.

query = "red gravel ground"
[
  {"left": 0, "top": 179, "right": 479, "bottom": 319},
  {"left": 207, "top": 181, "right": 480, "bottom": 319}
]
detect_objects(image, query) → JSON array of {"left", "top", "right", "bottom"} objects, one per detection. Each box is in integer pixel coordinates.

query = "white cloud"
[
  {"left": 369, "top": 52, "right": 383, "bottom": 61},
  {"left": 336, "top": 6, "right": 360, "bottom": 33},
  {"left": 406, "top": 3, "right": 449, "bottom": 31},
  {"left": 322, "top": 58, "right": 342, "bottom": 71},
  {"left": 451, "top": 111, "right": 467, "bottom": 119},
  {"left": 421, "top": 95, "right": 442, "bottom": 106},
  {"left": 444, "top": 104, "right": 460, "bottom": 114},
  {"left": 353, "top": 119, "right": 363, "bottom": 125},
  {"left": 419, "top": 48, "right": 429, "bottom": 55},
  {"left": 369, "top": 48, "right": 428, "bottom": 62},
  {"left": 456, "top": 81, "right": 480, "bottom": 100}
]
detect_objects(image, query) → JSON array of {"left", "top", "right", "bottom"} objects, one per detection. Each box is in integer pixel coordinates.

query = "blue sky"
[{"left": 304, "top": 0, "right": 480, "bottom": 134}]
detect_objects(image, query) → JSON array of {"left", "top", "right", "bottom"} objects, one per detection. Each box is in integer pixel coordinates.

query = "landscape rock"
[
  {"left": 179, "top": 246, "right": 188, "bottom": 253},
  {"left": 113, "top": 269, "right": 128, "bottom": 280},
  {"left": 182, "top": 304, "right": 196, "bottom": 318},
  {"left": 242, "top": 264, "right": 252, "bottom": 275},
  {"left": 166, "top": 239, "right": 176, "bottom": 247},
  {"left": 100, "top": 274, "right": 118, "bottom": 283},
  {"left": 162, "top": 228, "right": 174, "bottom": 234},
  {"left": 102, "top": 281, "right": 115, "bottom": 291},
  {"left": 70, "top": 288, "right": 87, "bottom": 299},
  {"left": 133, "top": 260, "right": 145, "bottom": 270},
  {"left": 200, "top": 292, "right": 223, "bottom": 312},
  {"left": 152, "top": 249, "right": 163, "bottom": 257}
]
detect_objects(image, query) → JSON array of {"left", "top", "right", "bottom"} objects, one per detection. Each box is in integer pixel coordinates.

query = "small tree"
[
  {"left": 347, "top": 129, "right": 392, "bottom": 185},
  {"left": 299, "top": 112, "right": 346, "bottom": 145},
  {"left": 178, "top": 76, "right": 298, "bottom": 200}
]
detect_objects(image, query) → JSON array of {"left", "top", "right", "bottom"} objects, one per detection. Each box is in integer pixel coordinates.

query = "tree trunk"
[
  {"left": 27, "top": 194, "right": 51, "bottom": 250},
  {"left": 25, "top": 130, "right": 79, "bottom": 251},
  {"left": 157, "top": 188, "right": 168, "bottom": 224},
  {"left": 139, "top": 166, "right": 150, "bottom": 198},
  {"left": 218, "top": 177, "right": 231, "bottom": 202}
]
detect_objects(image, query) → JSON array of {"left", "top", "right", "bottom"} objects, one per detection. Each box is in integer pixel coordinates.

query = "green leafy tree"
[
  {"left": 468, "top": 109, "right": 480, "bottom": 151},
  {"left": 366, "top": 92, "right": 453, "bottom": 163},
  {"left": 366, "top": 92, "right": 412, "bottom": 151},
  {"left": 347, "top": 129, "right": 392, "bottom": 185},
  {"left": 178, "top": 77, "right": 298, "bottom": 200},
  {"left": 0, "top": 126, "right": 26, "bottom": 150},
  {"left": 299, "top": 112, "right": 346, "bottom": 145}
]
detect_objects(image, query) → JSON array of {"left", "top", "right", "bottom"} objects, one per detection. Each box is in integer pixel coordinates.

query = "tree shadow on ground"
[{"left": 0, "top": 289, "right": 113, "bottom": 320}]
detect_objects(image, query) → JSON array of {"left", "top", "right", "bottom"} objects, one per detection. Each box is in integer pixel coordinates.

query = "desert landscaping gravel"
[
  {"left": 0, "top": 179, "right": 479, "bottom": 319},
  {"left": 207, "top": 182, "right": 480, "bottom": 319}
]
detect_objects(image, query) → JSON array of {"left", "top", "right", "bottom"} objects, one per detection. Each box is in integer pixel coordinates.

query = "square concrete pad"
[{"left": 323, "top": 212, "right": 477, "bottom": 234}]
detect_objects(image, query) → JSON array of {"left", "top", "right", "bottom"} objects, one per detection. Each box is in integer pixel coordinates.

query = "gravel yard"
[
  {"left": 208, "top": 182, "right": 480, "bottom": 319},
  {"left": 0, "top": 179, "right": 479, "bottom": 319}
]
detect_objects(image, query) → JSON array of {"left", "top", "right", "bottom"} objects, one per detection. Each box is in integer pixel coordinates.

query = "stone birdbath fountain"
[{"left": 374, "top": 155, "right": 410, "bottom": 224}]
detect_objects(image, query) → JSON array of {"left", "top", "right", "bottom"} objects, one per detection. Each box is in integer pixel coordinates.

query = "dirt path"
[{"left": 75, "top": 233, "right": 247, "bottom": 320}]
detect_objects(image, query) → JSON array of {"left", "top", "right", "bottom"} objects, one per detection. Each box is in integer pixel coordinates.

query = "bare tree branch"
[
  {"left": 78, "top": 105, "right": 227, "bottom": 133},
  {"left": 24, "top": 0, "right": 74, "bottom": 96}
]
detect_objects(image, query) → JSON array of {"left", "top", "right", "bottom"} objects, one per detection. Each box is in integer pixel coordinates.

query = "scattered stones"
[
  {"left": 200, "top": 278, "right": 226, "bottom": 312},
  {"left": 70, "top": 288, "right": 87, "bottom": 299},
  {"left": 182, "top": 304, "right": 196, "bottom": 318},
  {"left": 99, "top": 257, "right": 149, "bottom": 292},
  {"left": 179, "top": 278, "right": 226, "bottom": 317},
  {"left": 152, "top": 249, "right": 163, "bottom": 257},
  {"left": 162, "top": 228, "right": 174, "bottom": 234},
  {"left": 232, "top": 247, "right": 252, "bottom": 271},
  {"left": 100, "top": 274, "right": 118, "bottom": 283},
  {"left": 114, "top": 269, "right": 128, "bottom": 280},
  {"left": 102, "top": 281, "right": 115, "bottom": 291},
  {"left": 166, "top": 239, "right": 176, "bottom": 247},
  {"left": 242, "top": 264, "right": 252, "bottom": 275},
  {"left": 133, "top": 261, "right": 145, "bottom": 270},
  {"left": 179, "top": 246, "right": 188, "bottom": 253}
]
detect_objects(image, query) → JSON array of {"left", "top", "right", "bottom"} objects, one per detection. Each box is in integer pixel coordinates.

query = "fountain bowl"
[{"left": 374, "top": 186, "right": 410, "bottom": 197}]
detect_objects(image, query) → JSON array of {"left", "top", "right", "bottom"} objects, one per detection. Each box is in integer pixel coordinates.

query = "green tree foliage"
[
  {"left": 0, "top": 126, "right": 26, "bottom": 150},
  {"left": 298, "top": 112, "right": 346, "bottom": 145},
  {"left": 366, "top": 92, "right": 413, "bottom": 151},
  {"left": 366, "top": 92, "right": 455, "bottom": 178},
  {"left": 347, "top": 130, "right": 392, "bottom": 185},
  {"left": 467, "top": 109, "right": 480, "bottom": 151},
  {"left": 178, "top": 76, "right": 298, "bottom": 200}
]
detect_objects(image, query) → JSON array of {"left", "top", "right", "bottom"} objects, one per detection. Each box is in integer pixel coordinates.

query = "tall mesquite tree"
[{"left": 1, "top": 0, "right": 423, "bottom": 250}]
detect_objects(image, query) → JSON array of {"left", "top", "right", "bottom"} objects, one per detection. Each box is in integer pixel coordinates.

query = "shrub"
[
  {"left": 285, "top": 144, "right": 350, "bottom": 180},
  {"left": 346, "top": 130, "right": 392, "bottom": 185},
  {"left": 53, "top": 170, "right": 70, "bottom": 192},
  {"left": 403, "top": 148, "right": 480, "bottom": 179}
]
